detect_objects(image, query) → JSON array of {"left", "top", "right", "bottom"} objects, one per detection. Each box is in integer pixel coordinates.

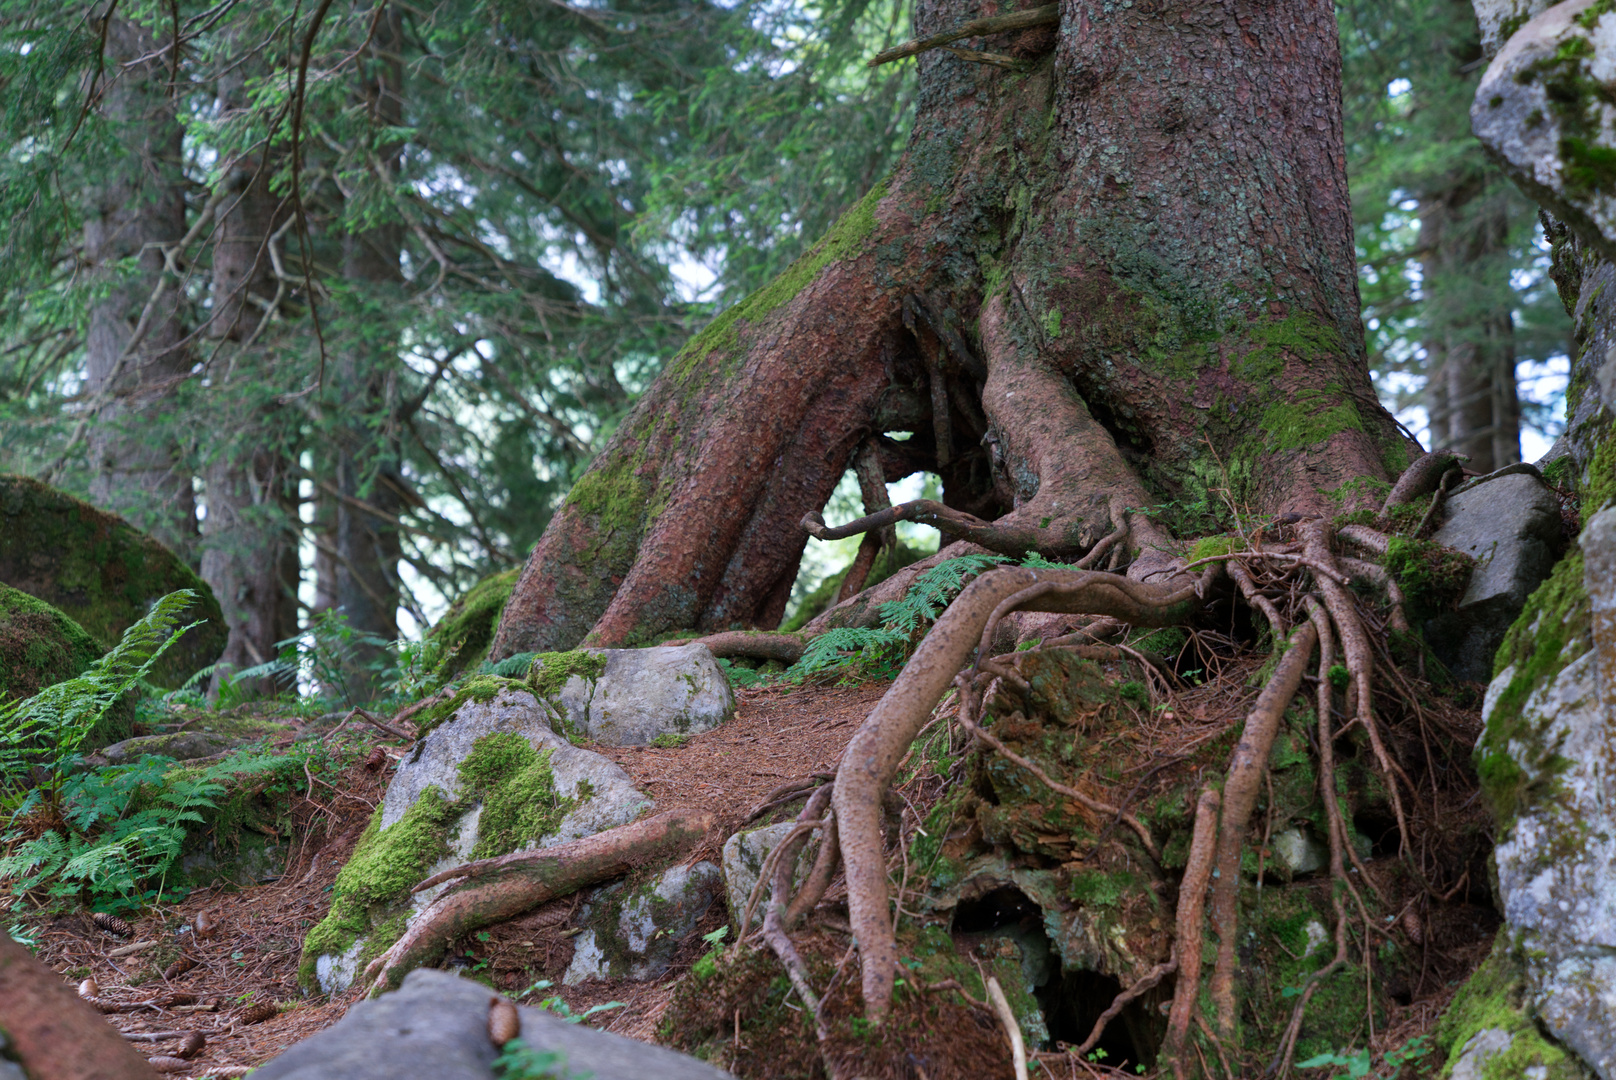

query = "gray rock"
[
  {"left": 720, "top": 822, "right": 820, "bottom": 927},
  {"left": 1481, "top": 506, "right": 1616, "bottom": 1078},
  {"left": 1449, "top": 1029, "right": 1519, "bottom": 1080},
  {"left": 315, "top": 689, "right": 654, "bottom": 994},
  {"left": 99, "top": 718, "right": 291, "bottom": 764},
  {"left": 1425, "top": 470, "right": 1562, "bottom": 682},
  {"left": 1472, "top": 0, "right": 1556, "bottom": 57},
  {"left": 547, "top": 644, "right": 735, "bottom": 747},
  {"left": 251, "top": 968, "right": 732, "bottom": 1080},
  {"left": 1472, "top": 0, "right": 1616, "bottom": 261},
  {"left": 1269, "top": 827, "right": 1327, "bottom": 876},
  {"left": 564, "top": 862, "right": 723, "bottom": 984},
  {"left": 383, "top": 689, "right": 652, "bottom": 843}
]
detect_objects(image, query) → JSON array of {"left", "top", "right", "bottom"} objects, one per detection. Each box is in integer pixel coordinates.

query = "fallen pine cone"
[
  {"left": 1401, "top": 908, "right": 1425, "bottom": 945},
  {"left": 177, "top": 1031, "right": 206, "bottom": 1059},
  {"left": 364, "top": 746, "right": 387, "bottom": 772},
  {"left": 148, "top": 1057, "right": 190, "bottom": 1074},
  {"left": 236, "top": 1001, "right": 280, "bottom": 1025},
  {"left": 193, "top": 911, "right": 217, "bottom": 939},
  {"left": 487, "top": 997, "right": 520, "bottom": 1046},
  {"left": 164, "top": 956, "right": 197, "bottom": 979},
  {"left": 92, "top": 912, "right": 133, "bottom": 937},
  {"left": 77, "top": 977, "right": 99, "bottom": 999},
  {"left": 163, "top": 991, "right": 199, "bottom": 1007}
]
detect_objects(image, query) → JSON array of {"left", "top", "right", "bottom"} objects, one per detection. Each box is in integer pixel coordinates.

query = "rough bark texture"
[
  {"left": 0, "top": 932, "right": 160, "bottom": 1080},
  {"left": 493, "top": 0, "right": 1414, "bottom": 657},
  {"left": 83, "top": 17, "right": 197, "bottom": 557}
]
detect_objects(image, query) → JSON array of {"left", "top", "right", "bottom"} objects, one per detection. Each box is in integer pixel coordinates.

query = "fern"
[{"left": 0, "top": 590, "right": 204, "bottom": 783}]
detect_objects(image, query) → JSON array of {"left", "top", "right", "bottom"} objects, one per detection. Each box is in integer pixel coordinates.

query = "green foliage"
[
  {"left": 785, "top": 554, "right": 1011, "bottom": 681},
  {"left": 0, "top": 590, "right": 202, "bottom": 785},
  {"left": 516, "top": 979, "right": 627, "bottom": 1025},
  {"left": 0, "top": 746, "right": 295, "bottom": 911},
  {"left": 493, "top": 1040, "right": 578, "bottom": 1080}
]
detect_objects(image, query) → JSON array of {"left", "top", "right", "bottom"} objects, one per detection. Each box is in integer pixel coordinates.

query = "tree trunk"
[
  {"left": 82, "top": 17, "right": 197, "bottom": 558},
  {"left": 314, "top": 7, "right": 407, "bottom": 698},
  {"left": 493, "top": 0, "right": 1414, "bottom": 657},
  {"left": 201, "top": 65, "right": 301, "bottom": 696},
  {"left": 1420, "top": 176, "right": 1522, "bottom": 473}
]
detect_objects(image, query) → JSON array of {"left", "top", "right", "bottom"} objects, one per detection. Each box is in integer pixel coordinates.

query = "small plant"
[
  {"left": 650, "top": 733, "right": 689, "bottom": 749},
  {"left": 493, "top": 1039, "right": 579, "bottom": 1080},
  {"left": 517, "top": 979, "right": 626, "bottom": 1024},
  {"left": 1297, "top": 1047, "right": 1372, "bottom": 1078},
  {"left": 692, "top": 924, "right": 728, "bottom": 980}
]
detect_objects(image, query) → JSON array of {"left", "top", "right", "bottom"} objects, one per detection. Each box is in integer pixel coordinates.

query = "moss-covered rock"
[
  {"left": 0, "top": 475, "right": 225, "bottom": 687},
  {"left": 1435, "top": 939, "right": 1593, "bottom": 1079},
  {"left": 426, "top": 567, "right": 521, "bottom": 679},
  {"left": 0, "top": 582, "right": 101, "bottom": 703}
]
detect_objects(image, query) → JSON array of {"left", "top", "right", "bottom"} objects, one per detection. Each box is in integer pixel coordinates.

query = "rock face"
[
  {"left": 1425, "top": 468, "right": 1563, "bottom": 682},
  {"left": 254, "top": 969, "right": 733, "bottom": 1080},
  {"left": 720, "top": 822, "right": 820, "bottom": 926},
  {"left": 0, "top": 583, "right": 101, "bottom": 703},
  {"left": 537, "top": 644, "right": 735, "bottom": 746},
  {"left": 1472, "top": 0, "right": 1616, "bottom": 262},
  {"left": 301, "top": 688, "right": 654, "bottom": 994},
  {"left": 98, "top": 715, "right": 293, "bottom": 765},
  {"left": 564, "top": 862, "right": 723, "bottom": 984},
  {"left": 0, "top": 474, "right": 225, "bottom": 687}
]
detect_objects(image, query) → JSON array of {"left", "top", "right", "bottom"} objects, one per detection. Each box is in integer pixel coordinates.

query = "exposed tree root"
[
  {"left": 1381, "top": 449, "right": 1467, "bottom": 511},
  {"left": 1163, "top": 786, "right": 1221, "bottom": 1077},
  {"left": 662, "top": 630, "right": 807, "bottom": 664},
  {"left": 1073, "top": 957, "right": 1177, "bottom": 1057},
  {"left": 838, "top": 441, "right": 896, "bottom": 601},
  {"left": 1207, "top": 619, "right": 1319, "bottom": 1037},
  {"left": 365, "top": 807, "right": 714, "bottom": 992},
  {"left": 804, "top": 500, "right": 1091, "bottom": 559}
]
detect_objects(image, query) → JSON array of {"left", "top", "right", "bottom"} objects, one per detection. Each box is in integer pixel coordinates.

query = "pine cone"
[
  {"left": 177, "top": 1031, "right": 207, "bottom": 1059},
  {"left": 148, "top": 1056, "right": 190, "bottom": 1073},
  {"left": 364, "top": 746, "right": 387, "bottom": 772},
  {"left": 92, "top": 912, "right": 133, "bottom": 937},
  {"left": 77, "top": 977, "right": 99, "bottom": 999},
  {"left": 164, "top": 956, "right": 198, "bottom": 979},
  {"left": 236, "top": 1001, "right": 280, "bottom": 1025},
  {"left": 193, "top": 911, "right": 217, "bottom": 939},
  {"left": 487, "top": 998, "right": 520, "bottom": 1046},
  {"left": 163, "top": 992, "right": 199, "bottom": 1007}
]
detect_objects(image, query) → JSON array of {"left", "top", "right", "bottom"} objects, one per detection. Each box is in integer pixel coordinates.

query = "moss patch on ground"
[{"left": 0, "top": 474, "right": 226, "bottom": 687}]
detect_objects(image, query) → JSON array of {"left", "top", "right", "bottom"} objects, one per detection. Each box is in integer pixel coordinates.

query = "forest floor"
[{"left": 24, "top": 672, "right": 1495, "bottom": 1078}]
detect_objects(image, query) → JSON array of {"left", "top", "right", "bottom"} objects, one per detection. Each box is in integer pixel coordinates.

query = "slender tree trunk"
[
  {"left": 492, "top": 0, "right": 1415, "bottom": 658},
  {"left": 82, "top": 16, "right": 197, "bottom": 557},
  {"left": 201, "top": 66, "right": 301, "bottom": 696},
  {"left": 315, "top": 6, "right": 406, "bottom": 698},
  {"left": 1419, "top": 177, "right": 1523, "bottom": 473}
]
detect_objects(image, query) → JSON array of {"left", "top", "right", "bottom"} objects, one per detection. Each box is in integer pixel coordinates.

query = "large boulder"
[
  {"left": 0, "top": 583, "right": 101, "bottom": 704},
  {"left": 1425, "top": 467, "right": 1563, "bottom": 682},
  {"left": 254, "top": 968, "right": 732, "bottom": 1080},
  {"left": 529, "top": 643, "right": 735, "bottom": 746},
  {"left": 300, "top": 687, "right": 654, "bottom": 995},
  {"left": 0, "top": 475, "right": 225, "bottom": 687},
  {"left": 1471, "top": 0, "right": 1616, "bottom": 261},
  {"left": 563, "top": 862, "right": 723, "bottom": 984}
]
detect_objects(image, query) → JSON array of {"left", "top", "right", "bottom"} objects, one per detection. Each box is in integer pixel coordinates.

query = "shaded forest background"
[{"left": 0, "top": 0, "right": 1574, "bottom": 686}]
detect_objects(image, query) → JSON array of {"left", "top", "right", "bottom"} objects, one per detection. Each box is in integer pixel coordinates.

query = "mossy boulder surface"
[
  {"left": 426, "top": 567, "right": 520, "bottom": 679},
  {"left": 0, "top": 582, "right": 101, "bottom": 702},
  {"left": 0, "top": 475, "right": 225, "bottom": 687}
]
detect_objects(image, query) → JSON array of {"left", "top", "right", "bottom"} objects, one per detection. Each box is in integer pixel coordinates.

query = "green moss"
[
  {"left": 1189, "top": 535, "right": 1243, "bottom": 562},
  {"left": 1258, "top": 392, "right": 1365, "bottom": 453},
  {"left": 0, "top": 475, "right": 226, "bottom": 687},
  {"left": 1560, "top": 135, "right": 1616, "bottom": 196},
  {"left": 527, "top": 649, "right": 606, "bottom": 698},
  {"left": 0, "top": 583, "right": 102, "bottom": 703},
  {"left": 1434, "top": 940, "right": 1581, "bottom": 1078},
  {"left": 457, "top": 732, "right": 574, "bottom": 859},
  {"left": 1477, "top": 548, "right": 1590, "bottom": 826},
  {"left": 412, "top": 675, "right": 527, "bottom": 739},
  {"left": 1383, "top": 536, "right": 1475, "bottom": 613},
  {"left": 1238, "top": 311, "right": 1349, "bottom": 382},
  {"left": 1541, "top": 454, "right": 1575, "bottom": 490},
  {"left": 299, "top": 787, "right": 459, "bottom": 989},
  {"left": 427, "top": 568, "right": 520, "bottom": 679}
]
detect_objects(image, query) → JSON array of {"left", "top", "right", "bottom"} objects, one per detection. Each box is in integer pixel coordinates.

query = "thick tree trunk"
[
  {"left": 83, "top": 17, "right": 197, "bottom": 557},
  {"left": 1420, "top": 177, "right": 1522, "bottom": 473},
  {"left": 493, "top": 0, "right": 1414, "bottom": 657},
  {"left": 201, "top": 66, "right": 301, "bottom": 696},
  {"left": 315, "top": 8, "right": 407, "bottom": 698}
]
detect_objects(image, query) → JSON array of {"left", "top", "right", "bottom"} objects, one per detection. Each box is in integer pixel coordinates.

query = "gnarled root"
[
  {"left": 830, "top": 565, "right": 1204, "bottom": 1022},
  {"left": 365, "top": 807, "right": 714, "bottom": 993},
  {"left": 1381, "top": 449, "right": 1467, "bottom": 512},
  {"left": 660, "top": 630, "right": 807, "bottom": 664},
  {"left": 1162, "top": 786, "right": 1221, "bottom": 1078}
]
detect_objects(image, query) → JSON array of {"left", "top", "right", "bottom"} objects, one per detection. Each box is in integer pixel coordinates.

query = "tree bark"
[
  {"left": 83, "top": 16, "right": 197, "bottom": 558},
  {"left": 315, "top": 6, "right": 407, "bottom": 698},
  {"left": 201, "top": 64, "right": 300, "bottom": 697},
  {"left": 492, "top": 0, "right": 1415, "bottom": 657},
  {"left": 1420, "top": 175, "right": 1522, "bottom": 473},
  {"left": 0, "top": 933, "right": 159, "bottom": 1080}
]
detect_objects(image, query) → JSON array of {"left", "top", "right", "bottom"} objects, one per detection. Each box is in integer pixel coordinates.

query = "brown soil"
[{"left": 14, "top": 673, "right": 1493, "bottom": 1079}]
